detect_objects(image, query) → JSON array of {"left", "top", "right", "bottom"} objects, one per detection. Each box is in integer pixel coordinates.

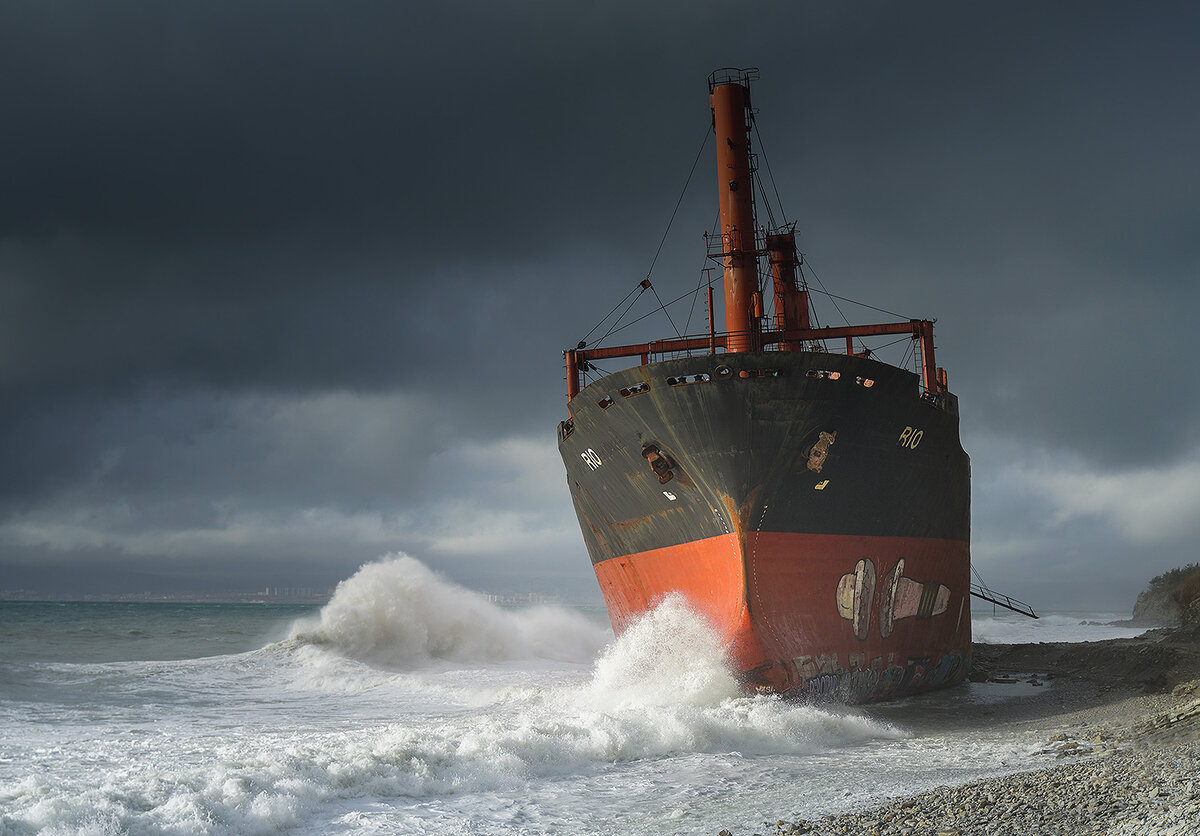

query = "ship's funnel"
[{"left": 709, "top": 68, "right": 760, "bottom": 353}]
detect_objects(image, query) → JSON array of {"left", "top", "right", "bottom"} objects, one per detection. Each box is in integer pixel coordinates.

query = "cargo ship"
[{"left": 557, "top": 69, "right": 972, "bottom": 702}]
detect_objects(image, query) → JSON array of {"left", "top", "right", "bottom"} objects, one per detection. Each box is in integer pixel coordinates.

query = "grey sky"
[{"left": 2, "top": 1, "right": 1197, "bottom": 610}]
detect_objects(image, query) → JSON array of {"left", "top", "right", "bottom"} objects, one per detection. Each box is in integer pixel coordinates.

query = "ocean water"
[{"left": 0, "top": 556, "right": 1146, "bottom": 836}]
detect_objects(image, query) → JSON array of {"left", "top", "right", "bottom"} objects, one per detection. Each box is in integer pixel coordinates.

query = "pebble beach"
[{"left": 720, "top": 627, "right": 1200, "bottom": 836}]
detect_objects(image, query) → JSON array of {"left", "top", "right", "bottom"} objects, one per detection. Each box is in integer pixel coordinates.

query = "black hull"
[
  {"left": 557, "top": 350, "right": 973, "bottom": 702},
  {"left": 559, "top": 350, "right": 969, "bottom": 561}
]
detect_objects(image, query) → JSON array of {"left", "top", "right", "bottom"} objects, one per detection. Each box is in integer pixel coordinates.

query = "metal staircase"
[{"left": 970, "top": 583, "right": 1038, "bottom": 619}]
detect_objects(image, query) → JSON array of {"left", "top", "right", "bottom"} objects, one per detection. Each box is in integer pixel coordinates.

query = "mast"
[
  {"left": 708, "top": 68, "right": 760, "bottom": 353},
  {"left": 562, "top": 70, "right": 950, "bottom": 403}
]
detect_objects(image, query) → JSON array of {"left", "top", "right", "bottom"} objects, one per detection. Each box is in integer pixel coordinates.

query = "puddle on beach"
[
  {"left": 968, "top": 678, "right": 1050, "bottom": 702},
  {"left": 861, "top": 674, "right": 1069, "bottom": 736}
]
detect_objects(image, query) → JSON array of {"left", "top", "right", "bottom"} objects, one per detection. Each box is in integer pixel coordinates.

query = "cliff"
[{"left": 1130, "top": 564, "right": 1200, "bottom": 627}]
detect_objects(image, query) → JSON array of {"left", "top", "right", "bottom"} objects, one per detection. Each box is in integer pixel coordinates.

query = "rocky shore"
[{"left": 720, "top": 625, "right": 1200, "bottom": 836}]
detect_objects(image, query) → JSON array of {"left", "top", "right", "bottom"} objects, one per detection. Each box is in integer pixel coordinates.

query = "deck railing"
[{"left": 564, "top": 319, "right": 944, "bottom": 402}]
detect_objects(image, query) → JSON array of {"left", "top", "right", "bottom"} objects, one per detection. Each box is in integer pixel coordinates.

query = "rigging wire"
[
  {"left": 578, "top": 282, "right": 644, "bottom": 347},
  {"left": 899, "top": 336, "right": 915, "bottom": 371},
  {"left": 863, "top": 334, "right": 913, "bottom": 353},
  {"left": 602, "top": 282, "right": 717, "bottom": 341},
  {"left": 748, "top": 119, "right": 780, "bottom": 233},
  {"left": 754, "top": 174, "right": 779, "bottom": 232},
  {"left": 649, "top": 282, "right": 681, "bottom": 339},
  {"left": 684, "top": 212, "right": 722, "bottom": 333},
  {"left": 802, "top": 258, "right": 923, "bottom": 356},
  {"left": 751, "top": 119, "right": 788, "bottom": 223},
  {"left": 578, "top": 109, "right": 930, "bottom": 361},
  {"left": 683, "top": 264, "right": 715, "bottom": 335},
  {"left": 802, "top": 259, "right": 853, "bottom": 328},
  {"left": 795, "top": 261, "right": 827, "bottom": 351},
  {"left": 594, "top": 282, "right": 650, "bottom": 346},
  {"left": 805, "top": 283, "right": 914, "bottom": 320},
  {"left": 644, "top": 125, "right": 712, "bottom": 284},
  {"left": 581, "top": 124, "right": 709, "bottom": 349}
]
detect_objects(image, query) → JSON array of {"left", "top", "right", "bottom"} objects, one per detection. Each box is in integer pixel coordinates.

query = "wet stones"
[{"left": 719, "top": 711, "right": 1200, "bottom": 836}]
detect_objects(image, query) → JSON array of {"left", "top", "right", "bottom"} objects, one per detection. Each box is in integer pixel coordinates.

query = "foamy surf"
[
  {"left": 972, "top": 610, "right": 1151, "bottom": 644},
  {"left": 581, "top": 593, "right": 740, "bottom": 707},
  {"left": 1, "top": 572, "right": 907, "bottom": 836},
  {"left": 287, "top": 554, "right": 611, "bottom": 668},
  {"left": 14, "top": 561, "right": 1095, "bottom": 836},
  {"left": 278, "top": 558, "right": 902, "bottom": 764},
  {"left": 548, "top": 594, "right": 904, "bottom": 759}
]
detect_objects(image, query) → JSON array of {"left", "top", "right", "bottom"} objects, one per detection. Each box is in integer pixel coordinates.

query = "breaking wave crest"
[
  {"left": 288, "top": 554, "right": 610, "bottom": 668},
  {"left": 2, "top": 570, "right": 910, "bottom": 835},
  {"left": 555, "top": 594, "right": 900, "bottom": 757},
  {"left": 581, "top": 593, "right": 739, "bottom": 707}
]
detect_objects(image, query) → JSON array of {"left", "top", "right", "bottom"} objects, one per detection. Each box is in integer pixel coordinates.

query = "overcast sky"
[{"left": 2, "top": 1, "right": 1197, "bottom": 611}]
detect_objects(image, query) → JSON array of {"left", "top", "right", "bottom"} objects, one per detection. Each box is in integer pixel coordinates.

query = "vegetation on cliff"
[{"left": 1131, "top": 563, "right": 1200, "bottom": 626}]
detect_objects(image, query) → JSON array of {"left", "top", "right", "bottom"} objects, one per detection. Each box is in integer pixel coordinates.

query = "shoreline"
[{"left": 722, "top": 626, "right": 1200, "bottom": 836}]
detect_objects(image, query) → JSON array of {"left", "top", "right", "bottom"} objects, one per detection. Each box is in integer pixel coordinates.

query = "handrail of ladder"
[{"left": 970, "top": 583, "right": 1038, "bottom": 619}]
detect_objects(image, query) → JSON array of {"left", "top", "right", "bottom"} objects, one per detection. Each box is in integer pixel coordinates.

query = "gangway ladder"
[{"left": 970, "top": 583, "right": 1038, "bottom": 619}]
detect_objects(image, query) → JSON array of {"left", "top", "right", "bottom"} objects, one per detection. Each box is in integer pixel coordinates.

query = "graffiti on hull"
[
  {"left": 813, "top": 556, "right": 962, "bottom": 700},
  {"left": 788, "top": 650, "right": 966, "bottom": 702},
  {"left": 835, "top": 557, "right": 950, "bottom": 639}
]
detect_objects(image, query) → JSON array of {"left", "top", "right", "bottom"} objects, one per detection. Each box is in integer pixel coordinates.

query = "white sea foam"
[
  {"left": 10, "top": 566, "right": 1126, "bottom": 835},
  {"left": 287, "top": 554, "right": 610, "bottom": 668},
  {"left": 1, "top": 566, "right": 916, "bottom": 835},
  {"left": 972, "top": 610, "right": 1150, "bottom": 644},
  {"left": 582, "top": 593, "right": 738, "bottom": 707},
  {"left": 559, "top": 595, "right": 901, "bottom": 758}
]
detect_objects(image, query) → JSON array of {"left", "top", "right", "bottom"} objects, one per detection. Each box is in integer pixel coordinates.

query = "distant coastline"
[
  {"left": 0, "top": 588, "right": 570, "bottom": 606},
  {"left": 0, "top": 590, "right": 332, "bottom": 604}
]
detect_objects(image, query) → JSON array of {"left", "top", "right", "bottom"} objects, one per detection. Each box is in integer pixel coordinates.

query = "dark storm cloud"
[
  {"left": 2, "top": 0, "right": 1199, "bottom": 604},
  {"left": 1, "top": 1, "right": 717, "bottom": 246},
  {"left": 0, "top": 1, "right": 725, "bottom": 397},
  {"left": 772, "top": 5, "right": 1200, "bottom": 469},
  {"left": 2, "top": 2, "right": 533, "bottom": 242}
]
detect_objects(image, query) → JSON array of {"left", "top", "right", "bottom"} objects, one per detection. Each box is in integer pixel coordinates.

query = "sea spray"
[
  {"left": 972, "top": 610, "right": 1151, "bottom": 644},
  {"left": 288, "top": 554, "right": 609, "bottom": 667},
  {"left": 293, "top": 562, "right": 902, "bottom": 753},
  {"left": 0, "top": 578, "right": 942, "bottom": 836},
  {"left": 289, "top": 566, "right": 900, "bottom": 762},
  {"left": 0, "top": 603, "right": 1129, "bottom": 836},
  {"left": 582, "top": 593, "right": 739, "bottom": 708},
  {"left": 556, "top": 594, "right": 903, "bottom": 758}
]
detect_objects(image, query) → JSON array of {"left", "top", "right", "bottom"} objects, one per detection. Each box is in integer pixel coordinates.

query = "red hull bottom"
[{"left": 593, "top": 532, "right": 971, "bottom": 702}]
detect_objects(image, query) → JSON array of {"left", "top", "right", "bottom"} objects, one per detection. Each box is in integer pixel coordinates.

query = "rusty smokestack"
[
  {"left": 767, "top": 229, "right": 809, "bottom": 349},
  {"left": 709, "top": 68, "right": 760, "bottom": 353}
]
